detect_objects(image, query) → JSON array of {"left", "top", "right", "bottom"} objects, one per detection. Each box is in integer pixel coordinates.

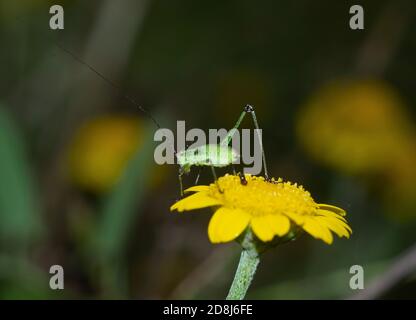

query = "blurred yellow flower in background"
[
  {"left": 171, "top": 174, "right": 351, "bottom": 244},
  {"left": 383, "top": 142, "right": 416, "bottom": 220},
  {"left": 296, "top": 79, "right": 414, "bottom": 175},
  {"left": 67, "top": 115, "right": 143, "bottom": 194}
]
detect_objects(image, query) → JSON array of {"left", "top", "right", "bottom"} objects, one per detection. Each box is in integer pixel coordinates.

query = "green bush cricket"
[{"left": 175, "top": 104, "right": 269, "bottom": 196}]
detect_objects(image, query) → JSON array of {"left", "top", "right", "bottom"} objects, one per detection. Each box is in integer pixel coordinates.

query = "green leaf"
[{"left": 0, "top": 105, "right": 41, "bottom": 249}]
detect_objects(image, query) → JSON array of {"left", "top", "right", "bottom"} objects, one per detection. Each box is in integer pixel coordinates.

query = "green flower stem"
[
  {"left": 226, "top": 230, "right": 260, "bottom": 300},
  {"left": 226, "top": 249, "right": 259, "bottom": 300}
]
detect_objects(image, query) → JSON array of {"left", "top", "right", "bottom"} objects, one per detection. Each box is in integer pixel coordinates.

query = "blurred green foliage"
[
  {"left": 0, "top": 106, "right": 41, "bottom": 249},
  {"left": 92, "top": 122, "right": 157, "bottom": 297}
]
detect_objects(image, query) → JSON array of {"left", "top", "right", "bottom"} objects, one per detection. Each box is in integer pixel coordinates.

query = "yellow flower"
[
  {"left": 170, "top": 174, "right": 351, "bottom": 245},
  {"left": 296, "top": 79, "right": 413, "bottom": 175},
  {"left": 67, "top": 115, "right": 143, "bottom": 193}
]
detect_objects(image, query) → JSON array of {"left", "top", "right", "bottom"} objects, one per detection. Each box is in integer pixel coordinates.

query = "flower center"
[{"left": 208, "top": 175, "right": 318, "bottom": 217}]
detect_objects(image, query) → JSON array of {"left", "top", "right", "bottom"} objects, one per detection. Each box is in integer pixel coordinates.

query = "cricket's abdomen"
[{"left": 176, "top": 144, "right": 239, "bottom": 168}]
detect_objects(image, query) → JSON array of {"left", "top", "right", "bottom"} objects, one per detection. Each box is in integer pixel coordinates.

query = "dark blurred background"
[{"left": 0, "top": 0, "right": 415, "bottom": 299}]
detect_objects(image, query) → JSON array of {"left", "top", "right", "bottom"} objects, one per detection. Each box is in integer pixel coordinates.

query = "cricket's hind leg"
[
  {"left": 244, "top": 104, "right": 269, "bottom": 180},
  {"left": 220, "top": 104, "right": 269, "bottom": 180},
  {"left": 238, "top": 172, "right": 248, "bottom": 185},
  {"left": 178, "top": 168, "right": 185, "bottom": 197}
]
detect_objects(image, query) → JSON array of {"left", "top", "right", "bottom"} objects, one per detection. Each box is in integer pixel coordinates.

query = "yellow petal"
[
  {"left": 317, "top": 209, "right": 347, "bottom": 222},
  {"left": 208, "top": 207, "right": 250, "bottom": 243},
  {"left": 318, "top": 217, "right": 350, "bottom": 238},
  {"left": 283, "top": 211, "right": 305, "bottom": 225},
  {"left": 317, "top": 210, "right": 351, "bottom": 231},
  {"left": 328, "top": 215, "right": 351, "bottom": 232},
  {"left": 184, "top": 185, "right": 210, "bottom": 193},
  {"left": 170, "top": 193, "right": 222, "bottom": 212},
  {"left": 318, "top": 204, "right": 346, "bottom": 216},
  {"left": 265, "top": 215, "right": 291, "bottom": 237},
  {"left": 329, "top": 223, "right": 350, "bottom": 238},
  {"left": 251, "top": 216, "right": 275, "bottom": 242},
  {"left": 302, "top": 217, "right": 333, "bottom": 244}
]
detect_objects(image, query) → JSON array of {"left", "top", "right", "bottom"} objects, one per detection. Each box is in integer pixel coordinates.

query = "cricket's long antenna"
[{"left": 55, "top": 42, "right": 161, "bottom": 129}]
